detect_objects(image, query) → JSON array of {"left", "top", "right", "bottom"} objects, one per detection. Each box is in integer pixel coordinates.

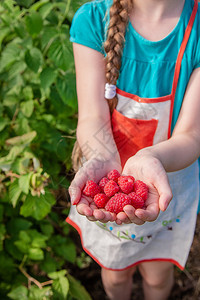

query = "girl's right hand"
[{"left": 68, "top": 157, "right": 121, "bottom": 223}]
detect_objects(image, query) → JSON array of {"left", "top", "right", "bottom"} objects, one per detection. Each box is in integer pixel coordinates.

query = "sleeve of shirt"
[
  {"left": 193, "top": 9, "right": 200, "bottom": 69},
  {"left": 70, "top": 2, "right": 106, "bottom": 54}
]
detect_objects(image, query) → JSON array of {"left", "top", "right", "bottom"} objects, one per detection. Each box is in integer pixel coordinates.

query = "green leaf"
[
  {"left": 7, "top": 61, "right": 27, "bottom": 81},
  {"left": 25, "top": 12, "right": 43, "bottom": 35},
  {"left": 40, "top": 221, "right": 54, "bottom": 237},
  {"left": 40, "top": 253, "right": 57, "bottom": 273},
  {"left": 4, "top": 238, "right": 24, "bottom": 261},
  {"left": 48, "top": 37, "right": 73, "bottom": 71},
  {"left": 7, "top": 218, "right": 32, "bottom": 236},
  {"left": 19, "top": 173, "right": 32, "bottom": 194},
  {"left": 0, "top": 27, "right": 10, "bottom": 51},
  {"left": 0, "top": 118, "right": 9, "bottom": 132},
  {"left": 7, "top": 286, "right": 28, "bottom": 300},
  {"left": 30, "top": 0, "right": 48, "bottom": 11},
  {"left": 28, "top": 247, "right": 44, "bottom": 260},
  {"left": 0, "top": 224, "right": 6, "bottom": 251},
  {"left": 9, "top": 179, "right": 22, "bottom": 207},
  {"left": 23, "top": 86, "right": 34, "bottom": 101},
  {"left": 28, "top": 229, "right": 48, "bottom": 248},
  {"left": 40, "top": 67, "right": 57, "bottom": 90},
  {"left": 49, "top": 236, "right": 76, "bottom": 263},
  {"left": 20, "top": 100, "right": 34, "bottom": 117},
  {"left": 25, "top": 48, "right": 43, "bottom": 73},
  {"left": 39, "top": 3, "right": 54, "bottom": 19},
  {"left": 6, "top": 145, "right": 25, "bottom": 160},
  {"left": 0, "top": 204, "right": 4, "bottom": 222},
  {"left": 52, "top": 275, "right": 69, "bottom": 300},
  {"left": 68, "top": 274, "right": 92, "bottom": 300},
  {"left": 14, "top": 239, "right": 30, "bottom": 254},
  {"left": 56, "top": 75, "right": 76, "bottom": 109},
  {"left": 48, "top": 270, "right": 66, "bottom": 280},
  {"left": 20, "top": 191, "right": 56, "bottom": 220},
  {"left": 15, "top": 0, "right": 34, "bottom": 8},
  {"left": 0, "top": 253, "right": 16, "bottom": 278},
  {"left": 41, "top": 26, "right": 58, "bottom": 50},
  {"left": 0, "top": 41, "right": 21, "bottom": 72},
  {"left": 6, "top": 131, "right": 37, "bottom": 146},
  {"left": 28, "top": 286, "right": 52, "bottom": 300}
]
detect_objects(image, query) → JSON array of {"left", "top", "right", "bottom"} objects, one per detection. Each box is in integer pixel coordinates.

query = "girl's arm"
[
  {"left": 119, "top": 67, "right": 200, "bottom": 223},
  {"left": 73, "top": 43, "right": 119, "bottom": 163},
  {"left": 142, "top": 67, "right": 200, "bottom": 172},
  {"left": 69, "top": 44, "right": 129, "bottom": 224}
]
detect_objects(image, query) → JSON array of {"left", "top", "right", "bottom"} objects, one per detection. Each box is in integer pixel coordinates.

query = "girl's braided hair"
[{"left": 72, "top": 0, "right": 132, "bottom": 171}]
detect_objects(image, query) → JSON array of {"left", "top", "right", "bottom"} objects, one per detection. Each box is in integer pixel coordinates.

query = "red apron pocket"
[{"left": 112, "top": 109, "right": 158, "bottom": 167}]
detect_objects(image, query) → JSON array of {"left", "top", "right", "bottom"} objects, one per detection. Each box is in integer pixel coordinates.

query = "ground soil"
[{"left": 69, "top": 214, "right": 200, "bottom": 300}]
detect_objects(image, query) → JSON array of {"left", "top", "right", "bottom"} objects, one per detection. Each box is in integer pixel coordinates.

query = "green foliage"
[{"left": 0, "top": 0, "right": 91, "bottom": 298}]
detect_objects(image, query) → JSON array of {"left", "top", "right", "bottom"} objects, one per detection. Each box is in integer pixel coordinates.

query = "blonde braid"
[{"left": 72, "top": 0, "right": 132, "bottom": 171}]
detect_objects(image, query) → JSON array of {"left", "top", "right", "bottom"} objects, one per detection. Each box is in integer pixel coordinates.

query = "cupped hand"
[
  {"left": 68, "top": 157, "right": 122, "bottom": 223},
  {"left": 116, "top": 151, "right": 173, "bottom": 224}
]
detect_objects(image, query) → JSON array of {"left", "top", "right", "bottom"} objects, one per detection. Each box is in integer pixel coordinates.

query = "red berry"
[
  {"left": 118, "top": 176, "right": 134, "bottom": 194},
  {"left": 104, "top": 180, "right": 120, "bottom": 197},
  {"left": 127, "top": 175, "right": 135, "bottom": 182},
  {"left": 105, "top": 193, "right": 132, "bottom": 214},
  {"left": 107, "top": 169, "right": 121, "bottom": 182},
  {"left": 129, "top": 192, "right": 145, "bottom": 209},
  {"left": 134, "top": 180, "right": 148, "bottom": 201},
  {"left": 94, "top": 193, "right": 109, "bottom": 208},
  {"left": 82, "top": 180, "right": 101, "bottom": 198},
  {"left": 99, "top": 177, "right": 109, "bottom": 192}
]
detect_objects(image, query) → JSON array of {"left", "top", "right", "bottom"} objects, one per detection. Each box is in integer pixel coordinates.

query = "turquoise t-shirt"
[
  {"left": 70, "top": 0, "right": 200, "bottom": 131},
  {"left": 70, "top": 0, "right": 200, "bottom": 211}
]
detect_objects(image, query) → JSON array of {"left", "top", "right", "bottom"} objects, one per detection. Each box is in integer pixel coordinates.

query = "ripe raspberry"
[
  {"left": 118, "top": 176, "right": 134, "bottom": 194},
  {"left": 127, "top": 175, "right": 135, "bottom": 182},
  {"left": 82, "top": 180, "right": 101, "bottom": 198},
  {"left": 107, "top": 169, "right": 121, "bottom": 182},
  {"left": 94, "top": 193, "right": 109, "bottom": 208},
  {"left": 134, "top": 180, "right": 148, "bottom": 201},
  {"left": 99, "top": 177, "right": 109, "bottom": 192},
  {"left": 105, "top": 193, "right": 132, "bottom": 214},
  {"left": 104, "top": 180, "right": 120, "bottom": 197},
  {"left": 129, "top": 192, "right": 145, "bottom": 209}
]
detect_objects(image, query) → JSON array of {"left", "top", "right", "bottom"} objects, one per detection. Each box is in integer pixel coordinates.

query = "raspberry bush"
[{"left": 0, "top": 0, "right": 91, "bottom": 299}]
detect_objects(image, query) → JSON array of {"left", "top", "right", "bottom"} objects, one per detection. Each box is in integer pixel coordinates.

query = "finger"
[
  {"left": 154, "top": 175, "right": 173, "bottom": 211},
  {"left": 76, "top": 197, "right": 93, "bottom": 217},
  {"left": 115, "top": 219, "right": 123, "bottom": 225},
  {"left": 119, "top": 205, "right": 145, "bottom": 225},
  {"left": 93, "top": 209, "right": 116, "bottom": 223},
  {"left": 159, "top": 190, "right": 173, "bottom": 212},
  {"left": 87, "top": 216, "right": 98, "bottom": 222},
  {"left": 69, "top": 168, "right": 89, "bottom": 205},
  {"left": 135, "top": 202, "right": 159, "bottom": 222},
  {"left": 124, "top": 205, "right": 145, "bottom": 225}
]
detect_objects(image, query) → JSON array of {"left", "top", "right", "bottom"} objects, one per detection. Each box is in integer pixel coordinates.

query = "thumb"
[
  {"left": 69, "top": 168, "right": 88, "bottom": 205},
  {"left": 154, "top": 175, "right": 173, "bottom": 211}
]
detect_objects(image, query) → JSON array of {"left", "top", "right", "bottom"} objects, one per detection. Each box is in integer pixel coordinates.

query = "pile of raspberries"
[{"left": 81, "top": 169, "right": 148, "bottom": 214}]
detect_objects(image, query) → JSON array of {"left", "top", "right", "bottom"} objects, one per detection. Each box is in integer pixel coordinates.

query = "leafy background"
[
  {"left": 0, "top": 0, "right": 200, "bottom": 299},
  {"left": 0, "top": 0, "right": 91, "bottom": 299}
]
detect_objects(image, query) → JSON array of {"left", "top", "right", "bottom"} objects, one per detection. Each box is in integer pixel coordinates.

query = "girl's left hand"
[{"left": 116, "top": 152, "right": 173, "bottom": 224}]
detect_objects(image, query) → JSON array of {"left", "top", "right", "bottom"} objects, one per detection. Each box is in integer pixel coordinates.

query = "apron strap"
[
  {"left": 168, "top": 0, "right": 198, "bottom": 137},
  {"left": 171, "top": 0, "right": 198, "bottom": 98}
]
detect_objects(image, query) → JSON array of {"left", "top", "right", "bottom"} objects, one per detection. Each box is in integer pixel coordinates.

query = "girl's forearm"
[
  {"left": 137, "top": 132, "right": 200, "bottom": 172},
  {"left": 77, "top": 117, "right": 121, "bottom": 163}
]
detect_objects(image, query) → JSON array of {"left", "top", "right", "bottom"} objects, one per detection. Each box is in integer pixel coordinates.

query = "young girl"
[{"left": 67, "top": 0, "right": 200, "bottom": 299}]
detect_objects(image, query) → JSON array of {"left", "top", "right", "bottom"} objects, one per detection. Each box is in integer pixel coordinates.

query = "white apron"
[{"left": 66, "top": 0, "right": 199, "bottom": 270}]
